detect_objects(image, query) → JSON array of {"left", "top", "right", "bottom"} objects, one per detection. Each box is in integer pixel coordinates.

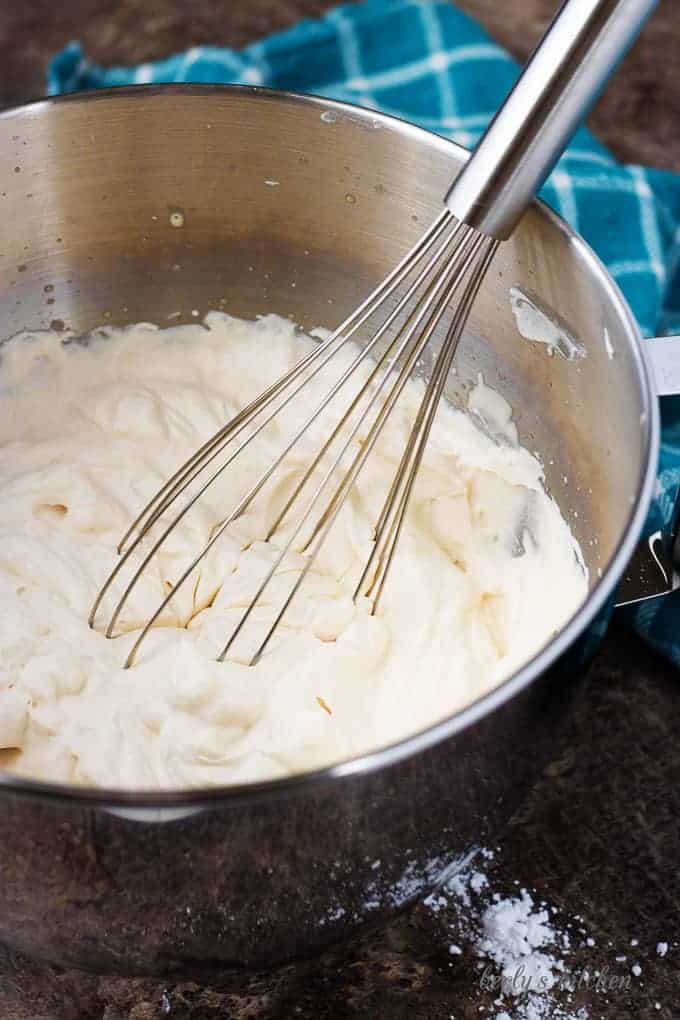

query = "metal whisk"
[{"left": 90, "top": 0, "right": 655, "bottom": 667}]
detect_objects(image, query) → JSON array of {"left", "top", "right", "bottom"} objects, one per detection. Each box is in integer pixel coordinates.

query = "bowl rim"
[{"left": 0, "top": 82, "right": 660, "bottom": 808}]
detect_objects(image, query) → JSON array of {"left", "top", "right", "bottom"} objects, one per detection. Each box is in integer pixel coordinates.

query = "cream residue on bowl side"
[{"left": 510, "top": 286, "right": 586, "bottom": 361}]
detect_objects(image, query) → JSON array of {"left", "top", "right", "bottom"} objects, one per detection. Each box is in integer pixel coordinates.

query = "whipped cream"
[{"left": 0, "top": 312, "right": 587, "bottom": 788}]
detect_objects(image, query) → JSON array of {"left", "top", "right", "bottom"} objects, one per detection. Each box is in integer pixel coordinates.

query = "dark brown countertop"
[{"left": 1, "top": 2, "right": 680, "bottom": 1018}]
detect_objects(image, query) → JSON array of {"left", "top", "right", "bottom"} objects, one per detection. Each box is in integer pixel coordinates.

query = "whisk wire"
[
  {"left": 91, "top": 213, "right": 496, "bottom": 669},
  {"left": 89, "top": 211, "right": 453, "bottom": 632},
  {"left": 96, "top": 216, "right": 465, "bottom": 642}
]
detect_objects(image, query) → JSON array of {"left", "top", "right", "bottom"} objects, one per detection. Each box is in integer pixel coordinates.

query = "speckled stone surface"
[{"left": 0, "top": 3, "right": 679, "bottom": 1018}]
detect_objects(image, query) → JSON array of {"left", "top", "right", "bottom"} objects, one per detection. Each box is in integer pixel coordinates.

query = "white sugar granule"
[{"left": 656, "top": 942, "right": 668, "bottom": 958}]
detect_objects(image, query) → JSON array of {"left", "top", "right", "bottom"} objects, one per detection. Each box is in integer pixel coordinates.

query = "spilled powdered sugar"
[
  {"left": 478, "top": 890, "right": 567, "bottom": 996},
  {"left": 421, "top": 849, "right": 675, "bottom": 1017},
  {"left": 425, "top": 850, "right": 589, "bottom": 1020}
]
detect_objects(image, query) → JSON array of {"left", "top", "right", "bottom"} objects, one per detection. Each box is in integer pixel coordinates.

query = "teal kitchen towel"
[{"left": 48, "top": 0, "right": 680, "bottom": 665}]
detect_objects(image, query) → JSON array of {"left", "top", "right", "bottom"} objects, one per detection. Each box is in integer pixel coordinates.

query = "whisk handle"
[{"left": 445, "top": 0, "right": 657, "bottom": 239}]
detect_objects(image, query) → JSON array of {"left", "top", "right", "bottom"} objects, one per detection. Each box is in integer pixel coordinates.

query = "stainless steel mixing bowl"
[{"left": 0, "top": 85, "right": 670, "bottom": 975}]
